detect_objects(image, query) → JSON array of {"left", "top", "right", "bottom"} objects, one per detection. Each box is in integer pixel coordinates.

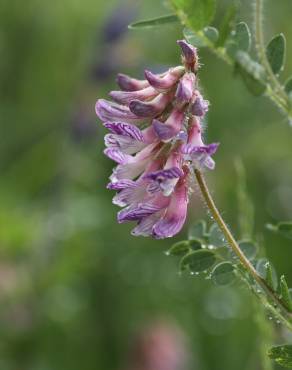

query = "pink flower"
[{"left": 95, "top": 40, "right": 218, "bottom": 238}]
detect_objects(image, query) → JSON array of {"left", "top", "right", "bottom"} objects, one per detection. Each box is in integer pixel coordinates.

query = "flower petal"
[
  {"left": 152, "top": 109, "right": 185, "bottom": 141},
  {"left": 96, "top": 99, "right": 143, "bottom": 123},
  {"left": 191, "top": 95, "right": 209, "bottom": 117},
  {"left": 116, "top": 73, "right": 149, "bottom": 91},
  {"left": 109, "top": 86, "right": 159, "bottom": 105},
  {"left": 129, "top": 93, "right": 173, "bottom": 118},
  {"left": 103, "top": 121, "right": 144, "bottom": 141},
  {"left": 152, "top": 180, "right": 188, "bottom": 238},
  {"left": 175, "top": 72, "right": 195, "bottom": 108},
  {"left": 177, "top": 40, "right": 198, "bottom": 71},
  {"left": 104, "top": 148, "right": 133, "bottom": 164},
  {"left": 104, "top": 134, "right": 147, "bottom": 154},
  {"left": 144, "top": 66, "right": 185, "bottom": 92}
]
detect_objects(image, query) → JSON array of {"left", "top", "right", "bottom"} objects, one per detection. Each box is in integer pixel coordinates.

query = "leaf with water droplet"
[
  {"left": 226, "top": 22, "right": 251, "bottom": 58},
  {"left": 167, "top": 241, "right": 191, "bottom": 256},
  {"left": 209, "top": 223, "right": 225, "bottom": 247},
  {"left": 280, "top": 275, "right": 292, "bottom": 312},
  {"left": 238, "top": 240, "right": 258, "bottom": 260},
  {"left": 188, "top": 220, "right": 206, "bottom": 240},
  {"left": 180, "top": 249, "right": 216, "bottom": 273},
  {"left": 268, "top": 344, "right": 292, "bottom": 368},
  {"left": 266, "top": 33, "right": 286, "bottom": 75},
  {"left": 256, "top": 258, "right": 278, "bottom": 290},
  {"left": 211, "top": 262, "right": 236, "bottom": 285}
]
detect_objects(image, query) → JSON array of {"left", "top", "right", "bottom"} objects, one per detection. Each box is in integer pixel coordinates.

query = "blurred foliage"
[{"left": 1, "top": 0, "right": 292, "bottom": 369}]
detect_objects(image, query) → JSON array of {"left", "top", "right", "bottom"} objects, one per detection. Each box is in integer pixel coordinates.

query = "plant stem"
[
  {"left": 194, "top": 168, "right": 292, "bottom": 330},
  {"left": 254, "top": 0, "right": 289, "bottom": 109}
]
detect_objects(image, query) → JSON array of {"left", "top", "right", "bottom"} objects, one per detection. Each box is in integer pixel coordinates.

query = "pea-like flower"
[{"left": 95, "top": 40, "right": 219, "bottom": 239}]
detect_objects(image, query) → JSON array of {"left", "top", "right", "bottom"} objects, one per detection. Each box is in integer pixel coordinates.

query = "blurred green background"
[{"left": 1, "top": 0, "right": 292, "bottom": 369}]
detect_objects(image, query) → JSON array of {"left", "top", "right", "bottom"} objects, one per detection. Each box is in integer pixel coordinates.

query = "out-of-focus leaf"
[
  {"left": 266, "top": 34, "right": 286, "bottom": 74},
  {"left": 280, "top": 275, "right": 292, "bottom": 312},
  {"left": 235, "top": 51, "right": 266, "bottom": 96},
  {"left": 188, "top": 220, "right": 207, "bottom": 240},
  {"left": 266, "top": 221, "right": 292, "bottom": 240},
  {"left": 171, "top": 0, "right": 216, "bottom": 31},
  {"left": 256, "top": 258, "right": 278, "bottom": 290},
  {"left": 211, "top": 262, "right": 236, "bottom": 285},
  {"left": 128, "top": 14, "right": 179, "bottom": 29},
  {"left": 204, "top": 26, "right": 219, "bottom": 43},
  {"left": 238, "top": 240, "right": 258, "bottom": 260},
  {"left": 180, "top": 249, "right": 216, "bottom": 273},
  {"left": 183, "top": 27, "right": 218, "bottom": 47},
  {"left": 268, "top": 345, "right": 292, "bottom": 368},
  {"left": 216, "top": 3, "right": 237, "bottom": 46},
  {"left": 184, "top": 28, "right": 206, "bottom": 47}
]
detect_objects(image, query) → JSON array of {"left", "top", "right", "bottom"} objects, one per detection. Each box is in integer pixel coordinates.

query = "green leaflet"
[
  {"left": 171, "top": 0, "right": 216, "bottom": 31},
  {"left": 180, "top": 249, "right": 216, "bottom": 273},
  {"left": 128, "top": 14, "right": 179, "bottom": 29},
  {"left": 266, "top": 33, "right": 286, "bottom": 75},
  {"left": 211, "top": 262, "right": 236, "bottom": 285}
]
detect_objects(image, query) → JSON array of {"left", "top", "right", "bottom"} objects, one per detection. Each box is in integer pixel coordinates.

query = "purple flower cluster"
[{"left": 96, "top": 40, "right": 219, "bottom": 239}]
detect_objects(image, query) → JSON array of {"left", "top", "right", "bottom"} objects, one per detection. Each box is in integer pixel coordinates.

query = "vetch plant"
[{"left": 96, "top": 0, "right": 292, "bottom": 367}]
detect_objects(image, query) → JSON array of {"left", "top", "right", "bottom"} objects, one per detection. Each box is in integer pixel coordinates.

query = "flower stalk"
[{"left": 194, "top": 168, "right": 292, "bottom": 331}]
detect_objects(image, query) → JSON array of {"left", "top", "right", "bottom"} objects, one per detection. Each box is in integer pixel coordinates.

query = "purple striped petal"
[
  {"left": 96, "top": 99, "right": 143, "bottom": 123},
  {"left": 109, "top": 86, "right": 159, "bottom": 105},
  {"left": 107, "top": 179, "right": 136, "bottom": 190},
  {"left": 104, "top": 134, "right": 147, "bottom": 154},
  {"left": 104, "top": 148, "right": 133, "bottom": 164},
  {"left": 144, "top": 167, "right": 183, "bottom": 181},
  {"left": 144, "top": 66, "right": 184, "bottom": 92},
  {"left": 145, "top": 167, "right": 183, "bottom": 196},
  {"left": 118, "top": 203, "right": 162, "bottom": 223},
  {"left": 181, "top": 143, "right": 219, "bottom": 156},
  {"left": 104, "top": 121, "right": 144, "bottom": 141},
  {"left": 116, "top": 73, "right": 149, "bottom": 91},
  {"left": 112, "top": 184, "right": 146, "bottom": 207},
  {"left": 129, "top": 93, "right": 173, "bottom": 118}
]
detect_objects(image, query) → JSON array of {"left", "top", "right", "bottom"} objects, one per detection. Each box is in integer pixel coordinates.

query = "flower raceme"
[{"left": 96, "top": 40, "right": 219, "bottom": 239}]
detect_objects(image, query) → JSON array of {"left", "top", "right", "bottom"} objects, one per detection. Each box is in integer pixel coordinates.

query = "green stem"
[
  {"left": 194, "top": 169, "right": 292, "bottom": 331},
  {"left": 254, "top": 0, "right": 289, "bottom": 109}
]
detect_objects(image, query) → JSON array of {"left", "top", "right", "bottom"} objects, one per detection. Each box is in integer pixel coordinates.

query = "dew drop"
[{"left": 165, "top": 251, "right": 170, "bottom": 256}]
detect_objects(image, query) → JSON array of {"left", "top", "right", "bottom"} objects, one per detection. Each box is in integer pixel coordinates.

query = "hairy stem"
[
  {"left": 254, "top": 0, "right": 289, "bottom": 109},
  {"left": 194, "top": 169, "right": 292, "bottom": 331}
]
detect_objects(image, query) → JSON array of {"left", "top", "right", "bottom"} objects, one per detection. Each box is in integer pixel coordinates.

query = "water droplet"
[
  {"left": 195, "top": 272, "right": 200, "bottom": 276},
  {"left": 190, "top": 271, "right": 195, "bottom": 275},
  {"left": 165, "top": 251, "right": 170, "bottom": 256}
]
